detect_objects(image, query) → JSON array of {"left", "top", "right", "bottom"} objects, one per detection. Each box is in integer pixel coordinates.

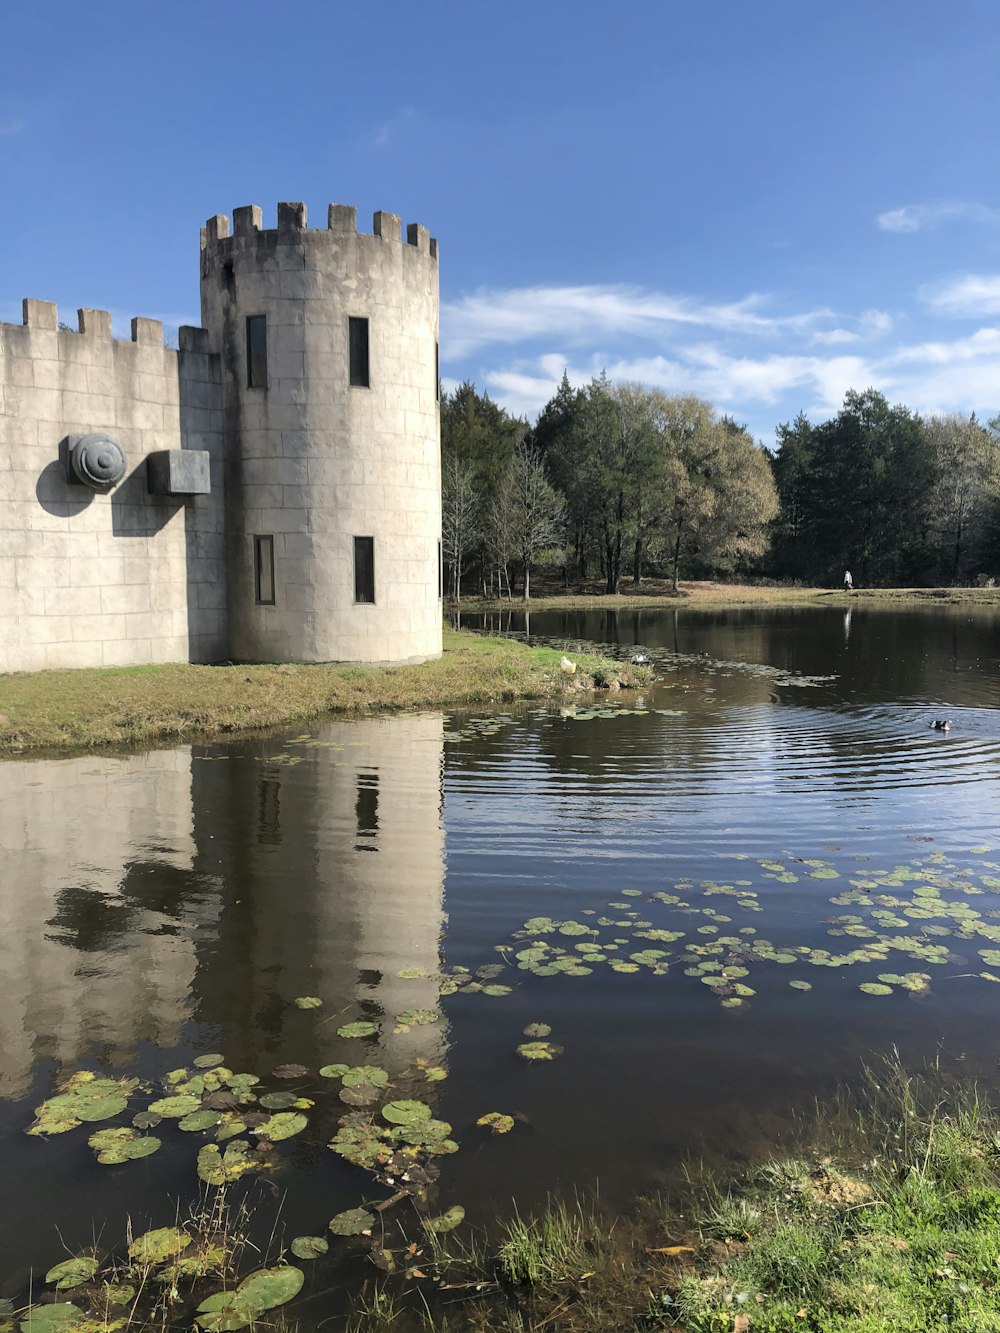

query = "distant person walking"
[{"left": 843, "top": 569, "right": 853, "bottom": 592}]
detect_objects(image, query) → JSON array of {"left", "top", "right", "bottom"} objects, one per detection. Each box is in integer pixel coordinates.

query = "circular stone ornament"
[{"left": 70, "top": 434, "right": 127, "bottom": 489}]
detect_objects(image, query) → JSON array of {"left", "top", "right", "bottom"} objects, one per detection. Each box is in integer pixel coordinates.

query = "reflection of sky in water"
[{"left": 1, "top": 608, "right": 1000, "bottom": 1291}]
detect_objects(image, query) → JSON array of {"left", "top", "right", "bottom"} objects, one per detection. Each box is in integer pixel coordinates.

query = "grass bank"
[
  {"left": 0, "top": 630, "right": 651, "bottom": 755},
  {"left": 373, "top": 1058, "right": 1000, "bottom": 1332},
  {"left": 455, "top": 579, "right": 1000, "bottom": 613}
]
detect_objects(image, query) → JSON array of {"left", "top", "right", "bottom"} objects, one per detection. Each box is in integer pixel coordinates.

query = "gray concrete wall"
[
  {"left": 200, "top": 202, "right": 442, "bottom": 665},
  {"left": 0, "top": 303, "right": 226, "bottom": 670}
]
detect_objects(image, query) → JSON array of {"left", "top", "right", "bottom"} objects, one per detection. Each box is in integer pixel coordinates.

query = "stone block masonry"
[
  {"left": 0, "top": 303, "right": 226, "bottom": 671},
  {"left": 0, "top": 200, "right": 443, "bottom": 672}
]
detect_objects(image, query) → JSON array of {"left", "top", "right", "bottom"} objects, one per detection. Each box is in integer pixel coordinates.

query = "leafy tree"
[
  {"left": 924, "top": 414, "right": 1000, "bottom": 582},
  {"left": 806, "top": 389, "right": 933, "bottom": 585},
  {"left": 770, "top": 412, "right": 816, "bottom": 578},
  {"left": 661, "top": 403, "right": 777, "bottom": 588}
]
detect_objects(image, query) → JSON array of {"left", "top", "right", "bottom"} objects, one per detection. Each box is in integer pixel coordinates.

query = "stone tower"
[{"left": 200, "top": 202, "right": 442, "bottom": 665}]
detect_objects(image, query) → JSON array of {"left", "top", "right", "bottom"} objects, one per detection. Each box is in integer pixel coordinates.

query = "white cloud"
[
  {"left": 877, "top": 201, "right": 1000, "bottom": 233},
  {"left": 374, "top": 105, "right": 415, "bottom": 148},
  {"left": 921, "top": 274, "right": 1000, "bottom": 317},
  {"left": 0, "top": 118, "right": 24, "bottom": 137},
  {"left": 442, "top": 283, "right": 833, "bottom": 357},
  {"left": 811, "top": 328, "right": 860, "bottom": 346},
  {"left": 860, "top": 309, "right": 893, "bottom": 335}
]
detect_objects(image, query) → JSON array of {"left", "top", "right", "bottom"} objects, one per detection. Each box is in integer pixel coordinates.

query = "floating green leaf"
[
  {"left": 293, "top": 996, "right": 322, "bottom": 1009},
  {"left": 481, "top": 984, "right": 513, "bottom": 997},
  {"left": 148, "top": 1094, "right": 201, "bottom": 1118},
  {"left": 178, "top": 1110, "right": 222, "bottom": 1133},
  {"left": 319, "top": 1064, "right": 350, "bottom": 1079},
  {"left": 423, "top": 1206, "right": 465, "bottom": 1233},
  {"left": 197, "top": 1141, "right": 260, "bottom": 1186},
  {"left": 337, "top": 1022, "right": 379, "bottom": 1039},
  {"left": 516, "top": 1041, "right": 563, "bottom": 1061},
  {"left": 128, "top": 1227, "right": 190, "bottom": 1264},
  {"left": 328, "top": 1207, "right": 375, "bottom": 1236},
  {"left": 193, "top": 1054, "right": 226, "bottom": 1069},
  {"left": 859, "top": 982, "right": 893, "bottom": 996},
  {"left": 522, "top": 1023, "right": 551, "bottom": 1038},
  {"left": 256, "top": 1112, "right": 307, "bottom": 1141},
  {"left": 18, "top": 1303, "right": 85, "bottom": 1331},
  {"left": 382, "top": 1100, "right": 431, "bottom": 1125},
  {"left": 290, "top": 1236, "right": 329, "bottom": 1260},
  {"left": 342, "top": 1065, "right": 389, "bottom": 1088},
  {"left": 396, "top": 1009, "right": 439, "bottom": 1026},
  {"left": 45, "top": 1258, "right": 98, "bottom": 1291},
  {"left": 477, "top": 1112, "right": 514, "bottom": 1134}
]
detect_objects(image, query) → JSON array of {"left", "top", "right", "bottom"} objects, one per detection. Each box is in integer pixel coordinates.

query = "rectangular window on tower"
[
  {"left": 246, "top": 315, "right": 267, "bottom": 389},
  {"left": 254, "top": 535, "right": 275, "bottom": 605},
  {"left": 353, "top": 536, "right": 375, "bottom": 603},
  {"left": 349, "top": 316, "right": 370, "bottom": 387}
]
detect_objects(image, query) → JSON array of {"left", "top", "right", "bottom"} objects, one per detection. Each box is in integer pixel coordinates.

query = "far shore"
[{"left": 451, "top": 578, "right": 1000, "bottom": 613}]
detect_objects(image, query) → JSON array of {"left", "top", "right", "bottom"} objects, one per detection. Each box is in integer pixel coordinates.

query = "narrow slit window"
[
  {"left": 354, "top": 535, "right": 375, "bottom": 604},
  {"left": 349, "top": 316, "right": 370, "bottom": 387},
  {"left": 254, "top": 534, "right": 275, "bottom": 605},
  {"left": 246, "top": 315, "right": 267, "bottom": 389}
]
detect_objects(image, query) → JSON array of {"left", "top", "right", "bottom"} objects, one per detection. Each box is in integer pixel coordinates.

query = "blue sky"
[{"left": 2, "top": 0, "right": 998, "bottom": 444}]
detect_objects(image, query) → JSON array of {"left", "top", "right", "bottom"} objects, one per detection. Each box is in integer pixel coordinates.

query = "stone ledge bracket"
[{"left": 147, "top": 450, "right": 212, "bottom": 496}]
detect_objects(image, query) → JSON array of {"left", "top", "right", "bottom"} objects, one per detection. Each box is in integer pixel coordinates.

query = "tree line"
[{"left": 441, "top": 376, "right": 1000, "bottom": 599}]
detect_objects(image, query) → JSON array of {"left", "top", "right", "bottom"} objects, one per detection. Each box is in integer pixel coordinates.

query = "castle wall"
[
  {"left": 200, "top": 203, "right": 442, "bottom": 665},
  {"left": 0, "top": 303, "right": 226, "bottom": 671}
]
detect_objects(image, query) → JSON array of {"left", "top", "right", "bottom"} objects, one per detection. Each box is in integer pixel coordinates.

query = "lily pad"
[
  {"left": 18, "top": 1304, "right": 85, "bottom": 1331},
  {"left": 516, "top": 1041, "right": 563, "bottom": 1061},
  {"left": 477, "top": 1112, "right": 514, "bottom": 1134},
  {"left": 319, "top": 1064, "right": 350, "bottom": 1079},
  {"left": 148, "top": 1094, "right": 201, "bottom": 1118},
  {"left": 45, "top": 1258, "right": 99, "bottom": 1290},
  {"left": 290, "top": 1235, "right": 329, "bottom": 1260},
  {"left": 329, "top": 1207, "right": 375, "bottom": 1236},
  {"left": 336, "top": 1022, "right": 379, "bottom": 1039},
  {"left": 382, "top": 1100, "right": 431, "bottom": 1125},
  {"left": 255, "top": 1112, "right": 307, "bottom": 1141},
  {"left": 193, "top": 1054, "right": 226, "bottom": 1069},
  {"left": 259, "top": 1092, "right": 300, "bottom": 1110},
  {"left": 342, "top": 1065, "right": 389, "bottom": 1088},
  {"left": 293, "top": 996, "right": 323, "bottom": 1010},
  {"left": 272, "top": 1063, "right": 310, "bottom": 1078},
  {"left": 128, "top": 1226, "right": 190, "bottom": 1264},
  {"left": 422, "top": 1066, "right": 448, "bottom": 1082},
  {"left": 396, "top": 1009, "right": 439, "bottom": 1027},
  {"left": 859, "top": 982, "right": 893, "bottom": 996},
  {"left": 178, "top": 1110, "right": 222, "bottom": 1133},
  {"left": 522, "top": 1023, "right": 552, "bottom": 1038},
  {"left": 423, "top": 1206, "right": 465, "bottom": 1233}
]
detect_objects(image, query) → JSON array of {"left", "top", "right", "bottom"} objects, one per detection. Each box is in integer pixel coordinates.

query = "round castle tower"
[{"left": 200, "top": 202, "right": 442, "bottom": 665}]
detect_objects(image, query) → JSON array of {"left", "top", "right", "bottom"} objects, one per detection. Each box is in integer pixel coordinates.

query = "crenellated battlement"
[
  {"left": 199, "top": 201, "right": 439, "bottom": 260},
  {"left": 2, "top": 300, "right": 212, "bottom": 351}
]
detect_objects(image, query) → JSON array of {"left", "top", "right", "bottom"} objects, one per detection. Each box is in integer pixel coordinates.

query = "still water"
[{"left": 3, "top": 606, "right": 1000, "bottom": 1312}]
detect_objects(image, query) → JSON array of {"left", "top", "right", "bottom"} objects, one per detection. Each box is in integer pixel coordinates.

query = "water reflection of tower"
[
  {"left": 0, "top": 750, "right": 210, "bottom": 1100},
  {"left": 191, "top": 713, "right": 447, "bottom": 1077}
]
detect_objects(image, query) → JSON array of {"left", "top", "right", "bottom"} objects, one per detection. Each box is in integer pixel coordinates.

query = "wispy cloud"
[
  {"left": 877, "top": 201, "right": 1000, "bottom": 233},
  {"left": 443, "top": 284, "right": 833, "bottom": 357},
  {"left": 921, "top": 274, "right": 1000, "bottom": 317},
  {"left": 0, "top": 118, "right": 24, "bottom": 137},
  {"left": 374, "top": 105, "right": 416, "bottom": 149}
]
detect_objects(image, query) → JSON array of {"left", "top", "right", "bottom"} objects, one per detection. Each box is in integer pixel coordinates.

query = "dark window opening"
[
  {"left": 246, "top": 315, "right": 267, "bottom": 389},
  {"left": 355, "top": 771, "right": 379, "bottom": 852},
  {"left": 254, "top": 534, "right": 275, "bottom": 605},
  {"left": 349, "top": 316, "right": 370, "bottom": 387},
  {"left": 354, "top": 535, "right": 375, "bottom": 604}
]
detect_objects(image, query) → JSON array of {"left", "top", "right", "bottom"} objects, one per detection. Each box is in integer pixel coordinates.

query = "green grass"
[{"left": 0, "top": 630, "right": 651, "bottom": 754}]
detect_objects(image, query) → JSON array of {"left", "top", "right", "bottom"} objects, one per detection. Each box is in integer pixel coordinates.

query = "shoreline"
[
  {"left": 451, "top": 580, "right": 1000, "bottom": 614},
  {"left": 0, "top": 630, "right": 651, "bottom": 757}
]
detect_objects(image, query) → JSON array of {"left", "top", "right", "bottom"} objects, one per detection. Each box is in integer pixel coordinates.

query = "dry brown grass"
[
  {"left": 455, "top": 577, "right": 1000, "bottom": 613},
  {"left": 0, "top": 630, "right": 651, "bottom": 755}
]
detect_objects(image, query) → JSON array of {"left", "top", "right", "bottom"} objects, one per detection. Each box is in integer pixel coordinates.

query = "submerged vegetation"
[{"left": 0, "top": 631, "right": 651, "bottom": 754}]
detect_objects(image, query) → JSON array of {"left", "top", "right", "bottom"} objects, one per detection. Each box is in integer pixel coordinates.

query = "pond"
[{"left": 4, "top": 604, "right": 1000, "bottom": 1323}]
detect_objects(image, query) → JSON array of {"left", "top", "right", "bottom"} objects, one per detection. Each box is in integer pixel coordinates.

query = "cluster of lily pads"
[{"left": 9, "top": 1223, "right": 305, "bottom": 1332}]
